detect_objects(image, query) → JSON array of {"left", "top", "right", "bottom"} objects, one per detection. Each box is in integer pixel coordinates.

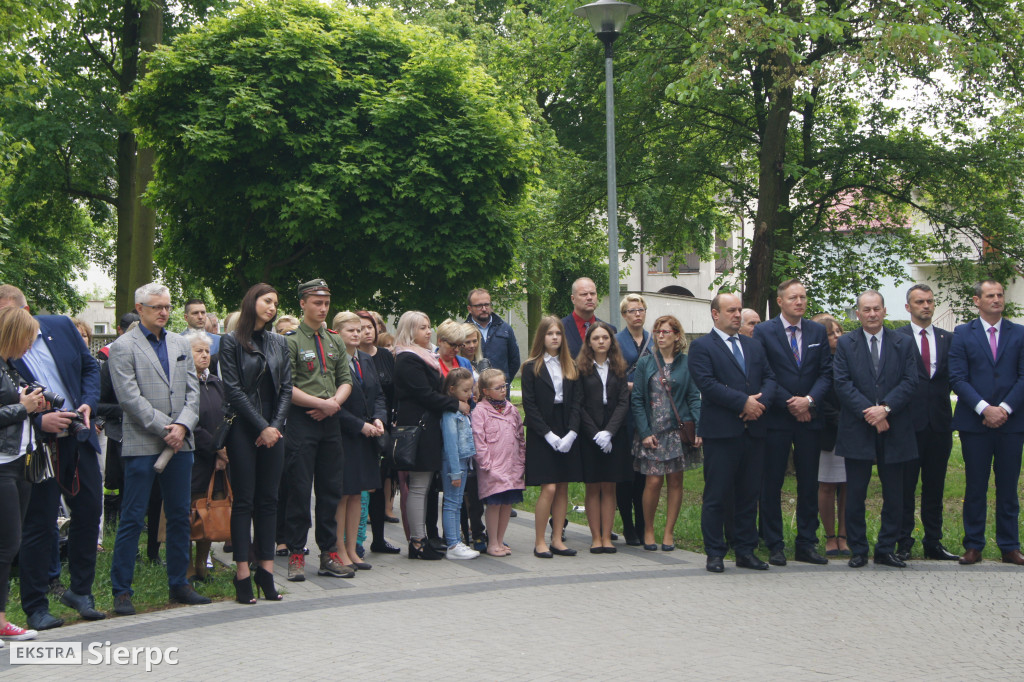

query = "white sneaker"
[{"left": 446, "top": 542, "right": 480, "bottom": 560}]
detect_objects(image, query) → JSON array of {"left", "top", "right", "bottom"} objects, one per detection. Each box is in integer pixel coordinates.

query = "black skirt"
[
  {"left": 341, "top": 432, "right": 382, "bottom": 495},
  {"left": 579, "top": 429, "right": 632, "bottom": 484},
  {"left": 525, "top": 403, "right": 583, "bottom": 486}
]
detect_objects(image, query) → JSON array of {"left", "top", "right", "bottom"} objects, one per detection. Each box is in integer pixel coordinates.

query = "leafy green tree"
[{"left": 126, "top": 0, "right": 533, "bottom": 318}]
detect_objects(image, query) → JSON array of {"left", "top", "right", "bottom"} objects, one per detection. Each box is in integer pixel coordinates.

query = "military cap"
[{"left": 297, "top": 278, "right": 331, "bottom": 299}]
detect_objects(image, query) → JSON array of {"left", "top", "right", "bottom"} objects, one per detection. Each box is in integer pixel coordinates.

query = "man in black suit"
[
  {"left": 895, "top": 284, "right": 959, "bottom": 561},
  {"left": 689, "top": 292, "right": 776, "bottom": 573},
  {"left": 560, "top": 278, "right": 615, "bottom": 357},
  {"left": 753, "top": 279, "right": 832, "bottom": 566},
  {"left": 833, "top": 290, "right": 918, "bottom": 568}
]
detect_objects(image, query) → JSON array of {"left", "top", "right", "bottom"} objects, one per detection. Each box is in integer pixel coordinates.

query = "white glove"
[
  {"left": 557, "top": 430, "right": 577, "bottom": 453},
  {"left": 594, "top": 431, "right": 613, "bottom": 451},
  {"left": 545, "top": 432, "right": 561, "bottom": 449}
]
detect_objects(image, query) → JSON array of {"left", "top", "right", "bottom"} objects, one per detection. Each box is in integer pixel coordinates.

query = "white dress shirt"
[
  {"left": 594, "top": 359, "right": 610, "bottom": 404},
  {"left": 909, "top": 321, "right": 935, "bottom": 379},
  {"left": 544, "top": 353, "right": 564, "bottom": 403},
  {"left": 976, "top": 318, "right": 1013, "bottom": 415},
  {"left": 712, "top": 327, "right": 744, "bottom": 361}
]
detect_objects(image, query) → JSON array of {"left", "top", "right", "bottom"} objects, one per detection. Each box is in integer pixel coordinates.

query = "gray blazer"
[{"left": 108, "top": 325, "right": 200, "bottom": 456}]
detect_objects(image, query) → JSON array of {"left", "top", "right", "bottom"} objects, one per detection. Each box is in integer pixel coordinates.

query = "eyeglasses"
[
  {"left": 469, "top": 302, "right": 492, "bottom": 309},
  {"left": 485, "top": 384, "right": 507, "bottom": 392},
  {"left": 624, "top": 308, "right": 646, "bottom": 315},
  {"left": 653, "top": 329, "right": 677, "bottom": 336},
  {"left": 141, "top": 303, "right": 171, "bottom": 313}
]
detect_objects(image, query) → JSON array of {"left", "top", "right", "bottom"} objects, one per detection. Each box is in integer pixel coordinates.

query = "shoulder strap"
[{"left": 652, "top": 351, "right": 685, "bottom": 428}]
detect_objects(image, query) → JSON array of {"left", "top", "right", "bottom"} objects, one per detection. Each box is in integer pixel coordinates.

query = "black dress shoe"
[
  {"left": 533, "top": 548, "right": 553, "bottom": 558},
  {"left": 848, "top": 554, "right": 868, "bottom": 568},
  {"left": 550, "top": 546, "right": 577, "bottom": 557},
  {"left": 923, "top": 543, "right": 960, "bottom": 561},
  {"left": 26, "top": 610, "right": 64, "bottom": 630},
  {"left": 894, "top": 549, "right": 911, "bottom": 562},
  {"left": 603, "top": 546, "right": 617, "bottom": 554},
  {"left": 768, "top": 549, "right": 787, "bottom": 566},
  {"left": 623, "top": 534, "right": 642, "bottom": 547},
  {"left": 661, "top": 543, "right": 675, "bottom": 552},
  {"left": 610, "top": 532, "right": 619, "bottom": 540},
  {"left": 874, "top": 552, "right": 907, "bottom": 568},
  {"left": 113, "top": 592, "right": 136, "bottom": 616},
  {"left": 509, "top": 509, "right": 518, "bottom": 518},
  {"left": 169, "top": 584, "right": 212, "bottom": 605},
  {"left": 735, "top": 553, "right": 769, "bottom": 570},
  {"left": 370, "top": 541, "right": 402, "bottom": 554},
  {"left": 706, "top": 556, "right": 725, "bottom": 573},
  {"left": 643, "top": 543, "right": 658, "bottom": 551},
  {"left": 60, "top": 590, "right": 107, "bottom": 620},
  {"left": 590, "top": 547, "right": 603, "bottom": 554},
  {"left": 794, "top": 547, "right": 828, "bottom": 565}
]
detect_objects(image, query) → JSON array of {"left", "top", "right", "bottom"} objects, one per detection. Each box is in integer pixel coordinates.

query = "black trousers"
[
  {"left": 20, "top": 437, "right": 102, "bottom": 616},
  {"left": 426, "top": 473, "right": 441, "bottom": 539},
  {"left": 0, "top": 458, "right": 31, "bottom": 613},
  {"left": 761, "top": 426, "right": 821, "bottom": 552},
  {"left": 899, "top": 426, "right": 953, "bottom": 550},
  {"left": 845, "top": 453, "right": 904, "bottom": 556},
  {"left": 615, "top": 472, "right": 645, "bottom": 541},
  {"left": 701, "top": 432, "right": 764, "bottom": 557},
  {"left": 283, "top": 408, "right": 344, "bottom": 553},
  {"left": 368, "top": 457, "right": 392, "bottom": 545},
  {"left": 227, "top": 420, "right": 284, "bottom": 562}
]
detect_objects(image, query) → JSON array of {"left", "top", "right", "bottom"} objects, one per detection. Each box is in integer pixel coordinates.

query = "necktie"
[
  {"left": 788, "top": 325, "right": 800, "bottom": 365},
  {"left": 728, "top": 336, "right": 745, "bottom": 374},
  {"left": 314, "top": 333, "right": 327, "bottom": 374},
  {"left": 352, "top": 356, "right": 363, "bottom": 385},
  {"left": 920, "top": 329, "right": 930, "bottom": 377},
  {"left": 989, "top": 327, "right": 998, "bottom": 361},
  {"left": 870, "top": 335, "right": 879, "bottom": 374}
]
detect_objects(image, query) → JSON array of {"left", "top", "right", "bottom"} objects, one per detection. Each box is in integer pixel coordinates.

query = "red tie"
[
  {"left": 920, "top": 329, "right": 930, "bottom": 378},
  {"left": 315, "top": 333, "right": 327, "bottom": 373}
]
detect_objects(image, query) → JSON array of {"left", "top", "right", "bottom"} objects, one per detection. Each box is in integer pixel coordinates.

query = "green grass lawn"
[{"left": 5, "top": 527, "right": 236, "bottom": 627}]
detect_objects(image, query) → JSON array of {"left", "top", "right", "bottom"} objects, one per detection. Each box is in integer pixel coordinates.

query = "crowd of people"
[{"left": 0, "top": 273, "right": 1021, "bottom": 642}]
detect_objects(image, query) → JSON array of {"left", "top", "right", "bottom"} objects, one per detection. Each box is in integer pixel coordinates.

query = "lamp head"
[{"left": 574, "top": 0, "right": 641, "bottom": 41}]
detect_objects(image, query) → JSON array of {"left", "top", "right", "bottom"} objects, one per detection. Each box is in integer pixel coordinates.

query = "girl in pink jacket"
[{"left": 471, "top": 369, "right": 526, "bottom": 557}]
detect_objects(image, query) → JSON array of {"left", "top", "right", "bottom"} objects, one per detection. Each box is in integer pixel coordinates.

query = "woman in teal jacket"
[{"left": 630, "top": 315, "right": 702, "bottom": 551}]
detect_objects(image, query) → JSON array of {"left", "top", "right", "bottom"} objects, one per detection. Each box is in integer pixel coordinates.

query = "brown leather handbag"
[{"left": 190, "top": 470, "right": 233, "bottom": 542}]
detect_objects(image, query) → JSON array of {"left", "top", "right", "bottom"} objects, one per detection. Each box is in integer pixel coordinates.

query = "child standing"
[
  {"left": 471, "top": 369, "right": 527, "bottom": 557},
  {"left": 440, "top": 368, "right": 481, "bottom": 560}
]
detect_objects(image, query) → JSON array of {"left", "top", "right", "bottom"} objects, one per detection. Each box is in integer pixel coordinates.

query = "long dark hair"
[
  {"left": 524, "top": 315, "right": 578, "bottom": 381},
  {"left": 235, "top": 283, "right": 279, "bottom": 352},
  {"left": 577, "top": 321, "right": 627, "bottom": 378}
]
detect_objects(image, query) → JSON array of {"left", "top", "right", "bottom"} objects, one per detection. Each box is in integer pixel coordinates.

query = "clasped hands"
[
  {"left": 361, "top": 419, "right": 386, "bottom": 438},
  {"left": 739, "top": 393, "right": 765, "bottom": 421},
  {"left": 786, "top": 395, "right": 813, "bottom": 423},
  {"left": 545, "top": 430, "right": 577, "bottom": 453},
  {"left": 593, "top": 430, "right": 613, "bottom": 453},
  {"left": 982, "top": 405, "right": 1009, "bottom": 429},
  {"left": 862, "top": 405, "right": 889, "bottom": 433}
]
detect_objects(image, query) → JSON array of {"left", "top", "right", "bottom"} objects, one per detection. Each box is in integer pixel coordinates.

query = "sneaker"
[
  {"left": 472, "top": 538, "right": 487, "bottom": 552},
  {"left": 446, "top": 542, "right": 480, "bottom": 561},
  {"left": 0, "top": 623, "right": 38, "bottom": 641},
  {"left": 287, "top": 553, "right": 306, "bottom": 582},
  {"left": 318, "top": 552, "right": 355, "bottom": 578}
]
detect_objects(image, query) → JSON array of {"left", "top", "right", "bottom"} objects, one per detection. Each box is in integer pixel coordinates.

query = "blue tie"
[
  {"left": 788, "top": 325, "right": 800, "bottom": 366},
  {"left": 728, "top": 336, "right": 746, "bottom": 374}
]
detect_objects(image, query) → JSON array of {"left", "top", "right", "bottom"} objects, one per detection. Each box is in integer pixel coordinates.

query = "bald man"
[
  {"left": 560, "top": 277, "right": 616, "bottom": 357},
  {"left": 740, "top": 309, "right": 760, "bottom": 337}
]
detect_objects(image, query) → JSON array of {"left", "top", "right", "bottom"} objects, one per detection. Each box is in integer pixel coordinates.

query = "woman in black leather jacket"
[
  {"left": 219, "top": 283, "right": 292, "bottom": 604},
  {"left": 0, "top": 307, "right": 46, "bottom": 640}
]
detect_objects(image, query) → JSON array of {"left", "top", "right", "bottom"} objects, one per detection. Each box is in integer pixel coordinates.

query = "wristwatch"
[{"left": 881, "top": 403, "right": 891, "bottom": 415}]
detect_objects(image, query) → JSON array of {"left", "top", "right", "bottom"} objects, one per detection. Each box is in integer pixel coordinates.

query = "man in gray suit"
[{"left": 108, "top": 282, "right": 208, "bottom": 615}]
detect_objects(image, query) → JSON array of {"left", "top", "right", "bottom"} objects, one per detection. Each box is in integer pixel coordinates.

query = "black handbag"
[
  {"left": 388, "top": 419, "right": 424, "bottom": 471},
  {"left": 211, "top": 411, "right": 235, "bottom": 451}
]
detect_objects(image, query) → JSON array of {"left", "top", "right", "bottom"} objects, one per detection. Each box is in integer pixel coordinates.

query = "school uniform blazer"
[
  {"left": 578, "top": 368, "right": 630, "bottom": 439},
  {"left": 12, "top": 315, "right": 101, "bottom": 453},
  {"left": 687, "top": 332, "right": 776, "bottom": 439},
  {"left": 895, "top": 323, "right": 953, "bottom": 433},
  {"left": 108, "top": 325, "right": 200, "bottom": 456},
  {"left": 338, "top": 350, "right": 387, "bottom": 435},
  {"left": 521, "top": 360, "right": 582, "bottom": 442},
  {"left": 752, "top": 317, "right": 832, "bottom": 430},
  {"left": 949, "top": 318, "right": 1024, "bottom": 433},
  {"left": 832, "top": 329, "right": 918, "bottom": 463}
]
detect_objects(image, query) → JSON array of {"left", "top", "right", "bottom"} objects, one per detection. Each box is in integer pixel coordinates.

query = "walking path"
[{"left": 3, "top": 510, "right": 1024, "bottom": 680}]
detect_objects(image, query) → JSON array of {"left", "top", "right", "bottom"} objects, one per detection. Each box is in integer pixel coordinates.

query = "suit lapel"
[
  {"left": 772, "top": 318, "right": 799, "bottom": 369},
  {"left": 972, "top": 320, "right": 996, "bottom": 366},
  {"left": 712, "top": 332, "right": 745, "bottom": 374},
  {"left": 934, "top": 329, "right": 950, "bottom": 375},
  {"left": 998, "top": 320, "right": 1015, "bottom": 362},
  {"left": 133, "top": 327, "right": 170, "bottom": 386},
  {"left": 537, "top": 360, "right": 555, "bottom": 393},
  {"left": 877, "top": 329, "right": 895, "bottom": 376}
]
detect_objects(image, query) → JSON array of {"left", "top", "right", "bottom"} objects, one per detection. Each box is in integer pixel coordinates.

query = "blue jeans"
[
  {"left": 111, "top": 452, "right": 193, "bottom": 595},
  {"left": 441, "top": 459, "right": 470, "bottom": 548}
]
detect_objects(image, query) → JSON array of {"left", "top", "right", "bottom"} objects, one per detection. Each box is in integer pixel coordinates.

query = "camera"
[
  {"left": 22, "top": 381, "right": 91, "bottom": 441},
  {"left": 23, "top": 381, "right": 64, "bottom": 409}
]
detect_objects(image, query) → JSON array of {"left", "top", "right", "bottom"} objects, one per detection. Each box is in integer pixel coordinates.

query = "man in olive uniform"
[{"left": 283, "top": 279, "right": 354, "bottom": 581}]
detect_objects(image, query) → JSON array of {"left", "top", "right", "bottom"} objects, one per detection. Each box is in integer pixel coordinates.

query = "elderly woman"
[
  {"left": 436, "top": 319, "right": 472, "bottom": 377},
  {"left": 183, "top": 331, "right": 228, "bottom": 583},
  {"left": 631, "top": 315, "right": 702, "bottom": 551},
  {"left": 393, "top": 312, "right": 469, "bottom": 559},
  {"left": 615, "top": 294, "right": 651, "bottom": 546},
  {"left": 0, "top": 307, "right": 45, "bottom": 641},
  {"left": 332, "top": 311, "right": 386, "bottom": 570}
]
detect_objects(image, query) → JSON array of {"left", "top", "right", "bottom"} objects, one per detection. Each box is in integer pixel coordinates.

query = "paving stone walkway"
[{"left": 3, "top": 510, "right": 1024, "bottom": 679}]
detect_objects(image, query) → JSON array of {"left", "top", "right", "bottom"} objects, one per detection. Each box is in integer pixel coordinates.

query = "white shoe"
[{"left": 446, "top": 542, "right": 480, "bottom": 560}]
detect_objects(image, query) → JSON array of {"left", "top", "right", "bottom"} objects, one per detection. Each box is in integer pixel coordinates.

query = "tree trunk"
[
  {"left": 526, "top": 261, "right": 543, "bottom": 346},
  {"left": 114, "top": 0, "right": 140, "bottom": 318},
  {"left": 128, "top": 1, "right": 163, "bottom": 299},
  {"left": 744, "top": 58, "right": 795, "bottom": 317}
]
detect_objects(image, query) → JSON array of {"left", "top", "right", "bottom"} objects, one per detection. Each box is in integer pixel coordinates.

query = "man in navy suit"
[
  {"left": 0, "top": 285, "right": 105, "bottom": 629},
  {"left": 753, "top": 279, "right": 832, "bottom": 566},
  {"left": 833, "top": 290, "right": 918, "bottom": 568},
  {"left": 895, "top": 284, "right": 959, "bottom": 561},
  {"left": 689, "top": 292, "right": 776, "bottom": 573},
  {"left": 560, "top": 278, "right": 615, "bottom": 357},
  {"left": 949, "top": 280, "right": 1024, "bottom": 566}
]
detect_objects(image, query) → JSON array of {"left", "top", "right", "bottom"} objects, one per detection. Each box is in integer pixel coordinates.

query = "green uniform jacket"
[{"left": 286, "top": 321, "right": 352, "bottom": 398}]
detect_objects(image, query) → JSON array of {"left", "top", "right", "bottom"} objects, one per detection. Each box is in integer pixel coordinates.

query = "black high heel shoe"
[
  {"left": 254, "top": 567, "right": 283, "bottom": 601},
  {"left": 234, "top": 575, "right": 256, "bottom": 605}
]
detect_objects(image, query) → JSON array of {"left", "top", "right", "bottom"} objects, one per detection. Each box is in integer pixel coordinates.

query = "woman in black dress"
[
  {"left": 333, "top": 311, "right": 386, "bottom": 570},
  {"left": 220, "top": 283, "right": 292, "bottom": 603},
  {"left": 521, "top": 315, "right": 582, "bottom": 558},
  {"left": 576, "top": 322, "right": 631, "bottom": 553}
]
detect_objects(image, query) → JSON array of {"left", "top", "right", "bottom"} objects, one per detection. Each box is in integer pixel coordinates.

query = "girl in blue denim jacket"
[{"left": 440, "top": 368, "right": 480, "bottom": 560}]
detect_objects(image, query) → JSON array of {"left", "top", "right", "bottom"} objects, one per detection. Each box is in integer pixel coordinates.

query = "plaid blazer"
[{"left": 108, "top": 325, "right": 200, "bottom": 456}]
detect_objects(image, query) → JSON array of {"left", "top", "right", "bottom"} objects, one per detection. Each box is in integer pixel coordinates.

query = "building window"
[
  {"left": 93, "top": 323, "right": 108, "bottom": 335},
  {"left": 715, "top": 236, "right": 732, "bottom": 274},
  {"left": 649, "top": 252, "right": 700, "bottom": 274}
]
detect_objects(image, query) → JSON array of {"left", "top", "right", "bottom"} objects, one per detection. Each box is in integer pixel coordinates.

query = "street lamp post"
[{"left": 574, "top": 0, "right": 640, "bottom": 332}]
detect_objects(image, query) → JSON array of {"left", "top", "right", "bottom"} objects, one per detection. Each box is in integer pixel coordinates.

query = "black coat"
[
  {"left": 521, "top": 360, "right": 583, "bottom": 485},
  {"left": 219, "top": 330, "right": 292, "bottom": 432},
  {"left": 578, "top": 367, "right": 632, "bottom": 484},
  {"left": 96, "top": 359, "right": 123, "bottom": 442},
  {"left": 191, "top": 372, "right": 226, "bottom": 494},
  {"left": 895, "top": 324, "right": 953, "bottom": 432},
  {"left": 394, "top": 351, "right": 459, "bottom": 472},
  {"left": 339, "top": 350, "right": 387, "bottom": 492}
]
